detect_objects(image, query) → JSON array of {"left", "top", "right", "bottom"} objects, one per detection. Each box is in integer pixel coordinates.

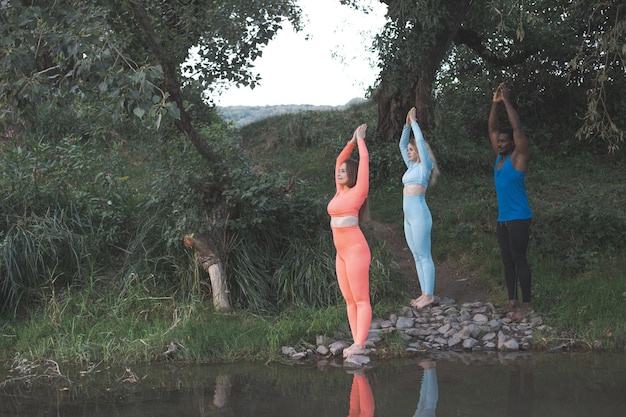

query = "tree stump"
[{"left": 183, "top": 235, "right": 232, "bottom": 313}]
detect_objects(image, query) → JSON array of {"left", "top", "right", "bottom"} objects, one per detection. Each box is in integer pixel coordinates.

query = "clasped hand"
[{"left": 352, "top": 124, "right": 367, "bottom": 143}]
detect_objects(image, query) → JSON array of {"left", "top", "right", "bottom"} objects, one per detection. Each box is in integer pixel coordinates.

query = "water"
[{"left": 1, "top": 352, "right": 624, "bottom": 416}]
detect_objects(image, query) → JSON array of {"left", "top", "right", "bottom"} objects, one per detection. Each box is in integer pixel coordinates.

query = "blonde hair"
[
  {"left": 408, "top": 138, "right": 440, "bottom": 187},
  {"left": 424, "top": 141, "right": 440, "bottom": 187}
]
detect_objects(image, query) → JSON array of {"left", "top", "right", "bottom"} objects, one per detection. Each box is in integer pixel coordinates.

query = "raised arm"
[
  {"left": 399, "top": 112, "right": 412, "bottom": 167},
  {"left": 335, "top": 139, "right": 355, "bottom": 192},
  {"left": 488, "top": 84, "right": 502, "bottom": 154},
  {"left": 500, "top": 84, "right": 529, "bottom": 160},
  {"left": 353, "top": 124, "right": 369, "bottom": 197},
  {"left": 408, "top": 108, "right": 433, "bottom": 169}
]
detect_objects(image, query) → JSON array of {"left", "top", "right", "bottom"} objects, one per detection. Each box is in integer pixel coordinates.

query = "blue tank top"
[{"left": 494, "top": 156, "right": 532, "bottom": 222}]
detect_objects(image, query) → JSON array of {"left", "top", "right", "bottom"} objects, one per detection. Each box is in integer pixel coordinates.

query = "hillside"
[{"left": 217, "top": 98, "right": 366, "bottom": 127}]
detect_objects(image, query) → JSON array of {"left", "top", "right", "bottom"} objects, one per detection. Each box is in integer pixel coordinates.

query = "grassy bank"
[
  {"left": 1, "top": 102, "right": 625, "bottom": 368},
  {"left": 0, "top": 277, "right": 350, "bottom": 364},
  {"left": 238, "top": 103, "right": 626, "bottom": 352}
]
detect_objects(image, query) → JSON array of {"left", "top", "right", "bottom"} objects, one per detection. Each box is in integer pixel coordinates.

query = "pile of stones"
[{"left": 281, "top": 297, "right": 550, "bottom": 366}]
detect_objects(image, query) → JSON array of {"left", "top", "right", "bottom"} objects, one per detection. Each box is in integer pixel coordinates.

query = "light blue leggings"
[
  {"left": 414, "top": 369, "right": 438, "bottom": 417},
  {"left": 403, "top": 194, "right": 435, "bottom": 295}
]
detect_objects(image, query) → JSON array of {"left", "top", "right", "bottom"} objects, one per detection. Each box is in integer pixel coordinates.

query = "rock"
[
  {"left": 344, "top": 354, "right": 371, "bottom": 367},
  {"left": 437, "top": 323, "right": 451, "bottom": 334},
  {"left": 463, "top": 338, "right": 477, "bottom": 350},
  {"left": 482, "top": 332, "right": 496, "bottom": 341},
  {"left": 396, "top": 317, "right": 415, "bottom": 329},
  {"left": 281, "top": 346, "right": 297, "bottom": 356},
  {"left": 280, "top": 300, "right": 544, "bottom": 361},
  {"left": 503, "top": 338, "right": 520, "bottom": 351},
  {"left": 455, "top": 326, "right": 471, "bottom": 340},
  {"left": 473, "top": 313, "right": 489, "bottom": 324},
  {"left": 380, "top": 320, "right": 394, "bottom": 329},
  {"left": 316, "top": 345, "right": 329, "bottom": 355},
  {"left": 329, "top": 341, "right": 350, "bottom": 357},
  {"left": 448, "top": 336, "right": 462, "bottom": 347}
]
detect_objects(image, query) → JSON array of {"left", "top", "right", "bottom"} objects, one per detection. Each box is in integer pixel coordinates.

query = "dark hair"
[
  {"left": 499, "top": 127, "right": 514, "bottom": 139},
  {"left": 342, "top": 158, "right": 370, "bottom": 223},
  {"left": 343, "top": 158, "right": 358, "bottom": 188}
]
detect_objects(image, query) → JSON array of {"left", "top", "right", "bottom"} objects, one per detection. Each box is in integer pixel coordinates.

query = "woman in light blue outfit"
[
  {"left": 414, "top": 361, "right": 438, "bottom": 417},
  {"left": 400, "top": 107, "right": 440, "bottom": 309}
]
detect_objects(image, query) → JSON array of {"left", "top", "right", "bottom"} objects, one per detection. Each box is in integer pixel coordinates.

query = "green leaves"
[{"left": 1, "top": 0, "right": 301, "bottom": 134}]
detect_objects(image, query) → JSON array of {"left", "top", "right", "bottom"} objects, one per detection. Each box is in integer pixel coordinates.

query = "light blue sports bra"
[{"left": 399, "top": 122, "right": 433, "bottom": 187}]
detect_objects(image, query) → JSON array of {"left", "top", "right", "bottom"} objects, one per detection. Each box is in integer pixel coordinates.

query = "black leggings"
[{"left": 497, "top": 219, "right": 532, "bottom": 303}]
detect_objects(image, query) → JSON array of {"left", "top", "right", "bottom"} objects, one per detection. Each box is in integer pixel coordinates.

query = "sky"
[{"left": 215, "top": 0, "right": 387, "bottom": 107}]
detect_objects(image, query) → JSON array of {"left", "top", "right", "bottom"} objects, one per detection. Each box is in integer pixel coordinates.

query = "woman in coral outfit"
[
  {"left": 347, "top": 372, "right": 375, "bottom": 417},
  {"left": 327, "top": 124, "right": 372, "bottom": 358}
]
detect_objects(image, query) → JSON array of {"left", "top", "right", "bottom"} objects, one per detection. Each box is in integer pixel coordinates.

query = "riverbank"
[{"left": 278, "top": 296, "right": 563, "bottom": 367}]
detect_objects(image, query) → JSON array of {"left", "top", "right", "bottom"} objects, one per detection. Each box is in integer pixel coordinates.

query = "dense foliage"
[
  {"left": 0, "top": 1, "right": 624, "bottom": 364},
  {"left": 0, "top": 0, "right": 302, "bottom": 164},
  {"left": 240, "top": 100, "right": 626, "bottom": 351},
  {"left": 343, "top": 0, "right": 625, "bottom": 151}
]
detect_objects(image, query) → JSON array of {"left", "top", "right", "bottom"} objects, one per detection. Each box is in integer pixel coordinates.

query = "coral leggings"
[
  {"left": 332, "top": 225, "right": 372, "bottom": 346},
  {"left": 348, "top": 374, "right": 375, "bottom": 417}
]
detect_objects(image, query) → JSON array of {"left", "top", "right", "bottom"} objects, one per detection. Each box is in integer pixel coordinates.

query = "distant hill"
[{"left": 217, "top": 97, "right": 367, "bottom": 127}]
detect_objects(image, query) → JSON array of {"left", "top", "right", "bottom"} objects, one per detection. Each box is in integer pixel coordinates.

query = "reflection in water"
[
  {"left": 414, "top": 360, "right": 438, "bottom": 417},
  {"left": 213, "top": 374, "right": 232, "bottom": 408},
  {"left": 348, "top": 371, "right": 375, "bottom": 417},
  {"left": 507, "top": 357, "right": 534, "bottom": 417},
  {"left": 1, "top": 353, "right": 624, "bottom": 416}
]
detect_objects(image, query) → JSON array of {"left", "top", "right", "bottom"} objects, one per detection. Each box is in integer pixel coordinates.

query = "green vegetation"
[
  {"left": 1, "top": 0, "right": 624, "bottom": 369},
  {"left": 0, "top": 100, "right": 401, "bottom": 365},
  {"left": 2, "top": 100, "right": 624, "bottom": 367},
  {"left": 237, "top": 101, "right": 626, "bottom": 352}
]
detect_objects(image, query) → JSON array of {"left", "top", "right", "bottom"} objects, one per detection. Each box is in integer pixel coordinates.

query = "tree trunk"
[
  {"left": 129, "top": 0, "right": 221, "bottom": 164},
  {"left": 375, "top": 58, "right": 440, "bottom": 142},
  {"left": 133, "top": 0, "right": 233, "bottom": 312},
  {"left": 184, "top": 235, "right": 233, "bottom": 313},
  {"left": 375, "top": 0, "right": 474, "bottom": 142}
]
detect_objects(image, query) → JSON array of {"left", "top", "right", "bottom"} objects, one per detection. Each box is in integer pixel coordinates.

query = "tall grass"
[
  {"left": 0, "top": 272, "right": 353, "bottom": 364},
  {"left": 241, "top": 101, "right": 626, "bottom": 351},
  {"left": 0, "top": 206, "right": 96, "bottom": 315},
  {"left": 2, "top": 97, "right": 625, "bottom": 365}
]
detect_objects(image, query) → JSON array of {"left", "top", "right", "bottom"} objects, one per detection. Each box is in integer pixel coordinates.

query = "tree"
[
  {"left": 569, "top": 0, "right": 625, "bottom": 152},
  {"left": 345, "top": 0, "right": 624, "bottom": 151},
  {"left": 184, "top": 234, "right": 232, "bottom": 313},
  {"left": 0, "top": 0, "right": 302, "bottom": 312},
  {"left": 372, "top": 0, "right": 474, "bottom": 141},
  {"left": 0, "top": 0, "right": 301, "bottom": 160}
]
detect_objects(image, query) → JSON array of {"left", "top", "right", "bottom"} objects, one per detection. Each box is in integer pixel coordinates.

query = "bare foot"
[
  {"left": 512, "top": 303, "right": 532, "bottom": 321},
  {"left": 343, "top": 343, "right": 355, "bottom": 358},
  {"left": 410, "top": 295, "right": 423, "bottom": 307},
  {"left": 496, "top": 300, "right": 518, "bottom": 314},
  {"left": 410, "top": 293, "right": 426, "bottom": 307},
  {"left": 415, "top": 295, "right": 434, "bottom": 309},
  {"left": 343, "top": 343, "right": 369, "bottom": 358}
]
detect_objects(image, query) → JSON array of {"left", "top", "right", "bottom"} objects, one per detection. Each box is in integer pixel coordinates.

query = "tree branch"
[
  {"left": 128, "top": 0, "right": 221, "bottom": 163},
  {"left": 454, "top": 28, "right": 539, "bottom": 67}
]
